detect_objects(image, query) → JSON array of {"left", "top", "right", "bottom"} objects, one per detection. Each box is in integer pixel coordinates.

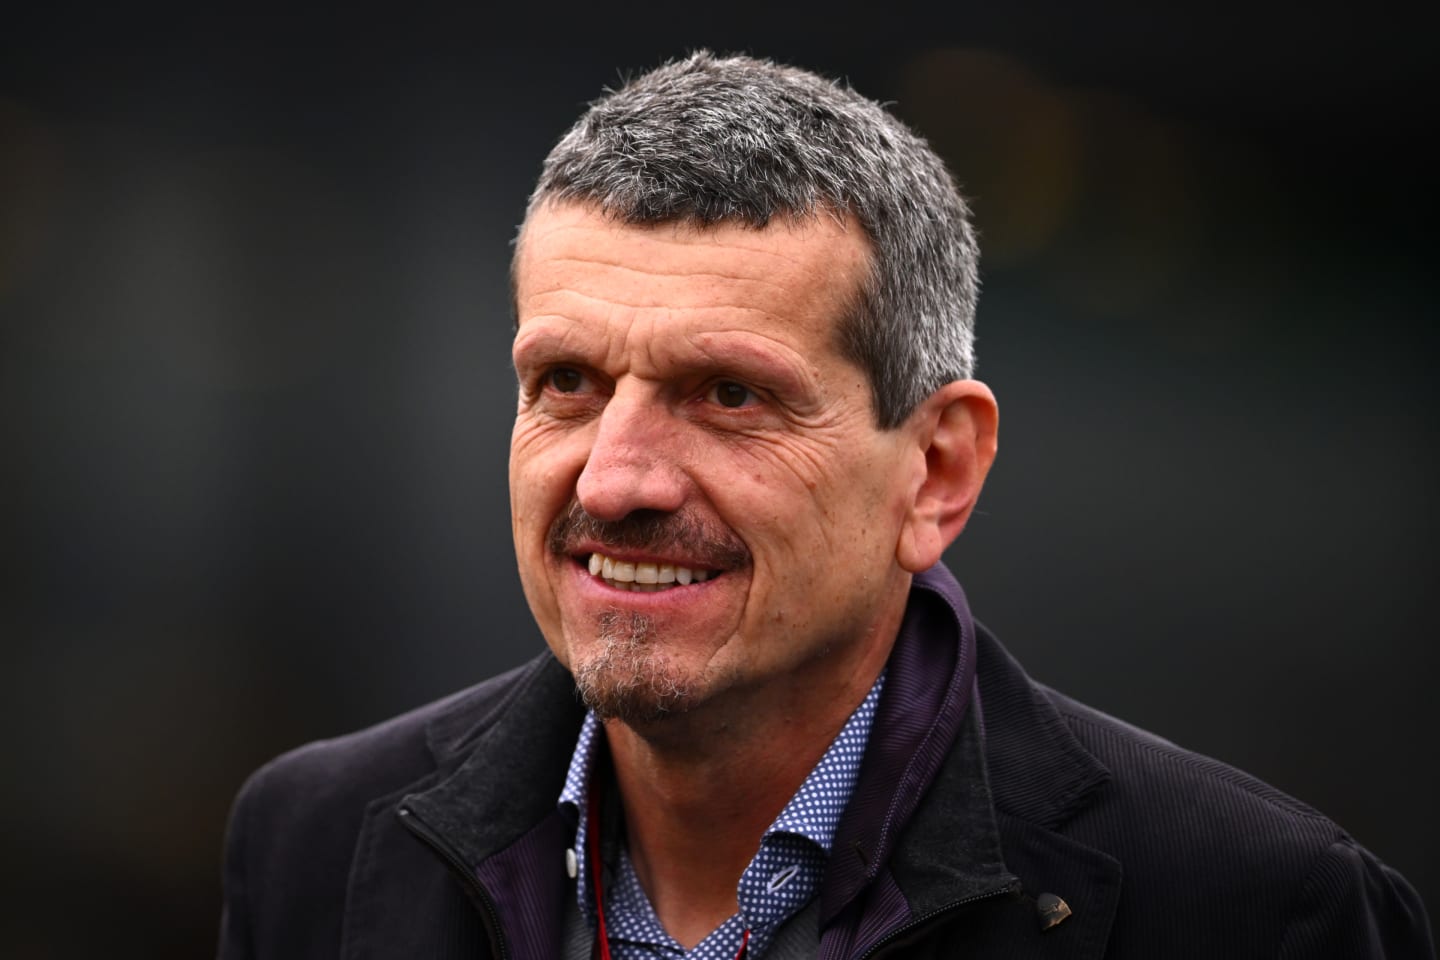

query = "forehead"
[{"left": 512, "top": 202, "right": 872, "bottom": 350}]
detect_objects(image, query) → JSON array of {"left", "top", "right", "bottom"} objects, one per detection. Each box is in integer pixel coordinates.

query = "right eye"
[{"left": 547, "top": 368, "right": 585, "bottom": 393}]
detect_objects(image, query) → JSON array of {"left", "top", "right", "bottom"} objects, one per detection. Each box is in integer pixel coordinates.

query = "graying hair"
[{"left": 523, "top": 50, "right": 979, "bottom": 428}]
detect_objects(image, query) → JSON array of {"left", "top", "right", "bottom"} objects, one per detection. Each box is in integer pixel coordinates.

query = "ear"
[{"left": 896, "top": 380, "right": 999, "bottom": 573}]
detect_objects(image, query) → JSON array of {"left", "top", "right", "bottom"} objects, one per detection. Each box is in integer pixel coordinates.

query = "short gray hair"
[{"left": 524, "top": 51, "right": 979, "bottom": 429}]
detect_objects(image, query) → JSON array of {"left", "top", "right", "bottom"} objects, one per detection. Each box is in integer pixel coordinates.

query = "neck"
[{"left": 602, "top": 616, "right": 898, "bottom": 949}]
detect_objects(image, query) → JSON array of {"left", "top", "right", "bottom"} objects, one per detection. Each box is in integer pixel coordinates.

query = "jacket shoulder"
[
  {"left": 1034, "top": 686, "right": 1432, "bottom": 957},
  {"left": 218, "top": 655, "right": 562, "bottom": 958},
  {"left": 1044, "top": 684, "right": 1336, "bottom": 835},
  {"left": 976, "top": 622, "right": 1340, "bottom": 853},
  {"left": 253, "top": 656, "right": 549, "bottom": 803},
  {"left": 975, "top": 627, "right": 1431, "bottom": 956}
]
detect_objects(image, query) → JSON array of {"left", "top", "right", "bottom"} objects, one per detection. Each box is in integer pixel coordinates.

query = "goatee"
[{"left": 572, "top": 609, "right": 698, "bottom": 725}]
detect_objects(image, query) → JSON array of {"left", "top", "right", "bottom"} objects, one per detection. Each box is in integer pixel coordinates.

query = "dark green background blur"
[{"left": 2, "top": 6, "right": 1435, "bottom": 956}]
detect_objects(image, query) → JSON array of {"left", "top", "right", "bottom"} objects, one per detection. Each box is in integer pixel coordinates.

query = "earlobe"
[{"left": 896, "top": 380, "right": 999, "bottom": 573}]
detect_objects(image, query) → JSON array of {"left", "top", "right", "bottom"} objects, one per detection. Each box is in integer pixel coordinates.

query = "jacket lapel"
[
  {"left": 855, "top": 675, "right": 1121, "bottom": 960},
  {"left": 965, "top": 625, "right": 1123, "bottom": 958},
  {"left": 824, "top": 566, "right": 1122, "bottom": 958},
  {"left": 340, "top": 655, "right": 585, "bottom": 960}
]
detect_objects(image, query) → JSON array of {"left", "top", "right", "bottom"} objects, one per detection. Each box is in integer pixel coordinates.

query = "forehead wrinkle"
[
  {"left": 522, "top": 262, "right": 816, "bottom": 329},
  {"left": 542, "top": 254, "right": 795, "bottom": 287},
  {"left": 534, "top": 255, "right": 810, "bottom": 310},
  {"left": 526, "top": 286, "right": 799, "bottom": 331},
  {"left": 524, "top": 211, "right": 858, "bottom": 275}
]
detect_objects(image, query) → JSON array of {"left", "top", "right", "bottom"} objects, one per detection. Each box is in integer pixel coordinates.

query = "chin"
[
  {"left": 568, "top": 609, "right": 713, "bottom": 725},
  {"left": 573, "top": 654, "right": 704, "bottom": 725}
]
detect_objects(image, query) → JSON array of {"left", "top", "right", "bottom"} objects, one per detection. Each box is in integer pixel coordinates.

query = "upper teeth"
[{"left": 588, "top": 552, "right": 711, "bottom": 589}]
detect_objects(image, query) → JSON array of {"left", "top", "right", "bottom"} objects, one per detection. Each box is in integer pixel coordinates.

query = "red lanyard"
[{"left": 586, "top": 787, "right": 750, "bottom": 960}]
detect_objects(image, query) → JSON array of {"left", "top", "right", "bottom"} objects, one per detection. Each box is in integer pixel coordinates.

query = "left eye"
[{"left": 708, "top": 381, "right": 756, "bottom": 409}]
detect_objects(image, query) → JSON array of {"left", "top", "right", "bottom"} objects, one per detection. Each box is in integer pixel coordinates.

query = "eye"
[
  {"left": 707, "top": 380, "right": 757, "bottom": 409},
  {"left": 547, "top": 367, "right": 585, "bottom": 393}
]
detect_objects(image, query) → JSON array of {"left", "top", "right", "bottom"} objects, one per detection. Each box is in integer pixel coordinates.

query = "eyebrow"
[
  {"left": 511, "top": 320, "right": 585, "bottom": 372},
  {"left": 682, "top": 331, "right": 816, "bottom": 400}
]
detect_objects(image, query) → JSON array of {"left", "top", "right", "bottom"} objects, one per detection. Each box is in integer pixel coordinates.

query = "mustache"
[{"left": 547, "top": 501, "right": 751, "bottom": 570}]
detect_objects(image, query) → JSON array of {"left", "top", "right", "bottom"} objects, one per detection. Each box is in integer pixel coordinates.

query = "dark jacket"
[{"left": 218, "top": 566, "right": 1432, "bottom": 958}]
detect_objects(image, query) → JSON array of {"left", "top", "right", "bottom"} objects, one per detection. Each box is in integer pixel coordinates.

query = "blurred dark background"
[{"left": 2, "top": 6, "right": 1435, "bottom": 956}]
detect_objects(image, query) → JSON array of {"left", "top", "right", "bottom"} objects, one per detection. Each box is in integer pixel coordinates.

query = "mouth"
[{"left": 581, "top": 550, "right": 720, "bottom": 593}]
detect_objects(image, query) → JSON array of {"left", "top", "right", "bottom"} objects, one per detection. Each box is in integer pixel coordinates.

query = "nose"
[{"left": 575, "top": 390, "right": 690, "bottom": 521}]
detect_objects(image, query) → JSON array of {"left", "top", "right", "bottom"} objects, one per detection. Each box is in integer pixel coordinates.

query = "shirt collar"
[
  {"left": 764, "top": 671, "right": 884, "bottom": 851},
  {"left": 556, "top": 670, "right": 886, "bottom": 923}
]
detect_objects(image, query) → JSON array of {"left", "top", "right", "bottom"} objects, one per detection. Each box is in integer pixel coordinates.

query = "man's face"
[{"left": 510, "top": 203, "right": 924, "bottom": 727}]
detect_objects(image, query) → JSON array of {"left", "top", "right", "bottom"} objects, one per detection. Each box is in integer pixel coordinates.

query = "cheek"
[
  {"left": 509, "top": 423, "right": 578, "bottom": 658},
  {"left": 727, "top": 436, "right": 904, "bottom": 551},
  {"left": 715, "top": 436, "right": 840, "bottom": 523},
  {"left": 510, "top": 419, "right": 587, "bottom": 520},
  {"left": 735, "top": 466, "right": 912, "bottom": 649}
]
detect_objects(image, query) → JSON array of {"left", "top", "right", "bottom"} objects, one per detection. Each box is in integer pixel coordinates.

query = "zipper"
[
  {"left": 856, "top": 880, "right": 1022, "bottom": 959},
  {"left": 398, "top": 804, "right": 510, "bottom": 960}
]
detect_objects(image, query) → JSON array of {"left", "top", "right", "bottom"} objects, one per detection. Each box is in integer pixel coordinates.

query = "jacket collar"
[
  {"left": 412, "top": 653, "right": 584, "bottom": 860},
  {"left": 822, "top": 564, "right": 993, "bottom": 923},
  {"left": 821, "top": 565, "right": 1120, "bottom": 957},
  {"left": 400, "top": 655, "right": 585, "bottom": 958},
  {"left": 891, "top": 564, "right": 1113, "bottom": 829}
]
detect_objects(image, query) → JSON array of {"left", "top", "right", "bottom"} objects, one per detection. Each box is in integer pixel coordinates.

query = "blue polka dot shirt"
[{"left": 557, "top": 672, "right": 885, "bottom": 959}]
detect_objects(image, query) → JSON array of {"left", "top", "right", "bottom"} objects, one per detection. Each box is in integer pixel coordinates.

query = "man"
[{"left": 218, "top": 52, "right": 1431, "bottom": 959}]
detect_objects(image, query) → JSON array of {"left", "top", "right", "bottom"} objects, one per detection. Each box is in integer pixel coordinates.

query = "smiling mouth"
[{"left": 584, "top": 551, "right": 718, "bottom": 593}]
